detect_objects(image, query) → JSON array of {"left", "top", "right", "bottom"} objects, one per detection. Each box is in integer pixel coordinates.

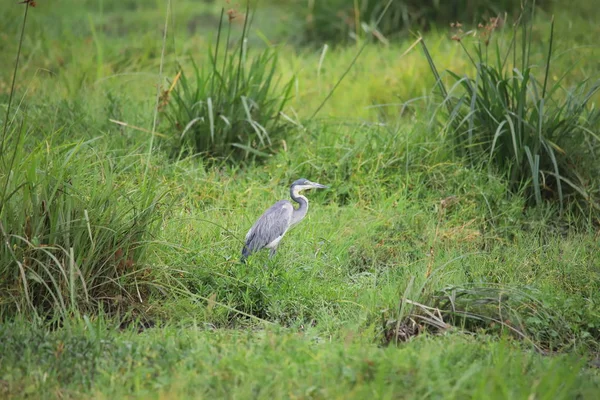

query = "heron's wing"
[{"left": 244, "top": 200, "right": 293, "bottom": 253}]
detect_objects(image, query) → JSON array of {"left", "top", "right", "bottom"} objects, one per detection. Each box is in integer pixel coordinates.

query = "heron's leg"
[{"left": 269, "top": 247, "right": 277, "bottom": 258}]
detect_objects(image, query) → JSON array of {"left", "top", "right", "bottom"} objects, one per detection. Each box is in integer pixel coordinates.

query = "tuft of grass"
[
  {"left": 0, "top": 2, "right": 168, "bottom": 321},
  {"left": 0, "top": 130, "right": 166, "bottom": 319},
  {"left": 422, "top": 3, "right": 600, "bottom": 217},
  {"left": 161, "top": 4, "right": 294, "bottom": 163},
  {"left": 430, "top": 284, "right": 575, "bottom": 352}
]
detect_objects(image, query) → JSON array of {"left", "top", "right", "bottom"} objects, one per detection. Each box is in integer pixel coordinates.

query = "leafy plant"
[
  {"left": 422, "top": 4, "right": 600, "bottom": 215},
  {"left": 161, "top": 5, "right": 294, "bottom": 162}
]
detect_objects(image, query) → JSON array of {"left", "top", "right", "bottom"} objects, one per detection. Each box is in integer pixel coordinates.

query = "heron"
[{"left": 241, "top": 178, "right": 329, "bottom": 262}]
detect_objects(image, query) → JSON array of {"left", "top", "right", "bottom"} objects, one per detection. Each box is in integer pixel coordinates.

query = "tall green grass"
[
  {"left": 422, "top": 4, "right": 600, "bottom": 216},
  {"left": 0, "top": 1, "right": 167, "bottom": 319},
  {"left": 0, "top": 125, "right": 166, "bottom": 318},
  {"left": 161, "top": 5, "right": 294, "bottom": 162}
]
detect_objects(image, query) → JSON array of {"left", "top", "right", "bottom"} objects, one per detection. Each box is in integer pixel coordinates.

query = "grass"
[
  {"left": 1, "top": 0, "right": 600, "bottom": 398},
  {"left": 422, "top": 5, "right": 600, "bottom": 214},
  {"left": 266, "top": 0, "right": 525, "bottom": 45},
  {"left": 161, "top": 3, "right": 294, "bottom": 162},
  {"left": 1, "top": 320, "right": 598, "bottom": 399},
  {"left": 0, "top": 133, "right": 167, "bottom": 318}
]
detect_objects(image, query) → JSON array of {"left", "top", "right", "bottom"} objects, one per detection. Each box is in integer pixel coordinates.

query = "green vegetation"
[
  {"left": 269, "top": 0, "right": 524, "bottom": 45},
  {"left": 1, "top": 320, "right": 598, "bottom": 399},
  {"left": 1, "top": 0, "right": 599, "bottom": 398},
  {"left": 422, "top": 5, "right": 600, "bottom": 213},
  {"left": 0, "top": 132, "right": 165, "bottom": 318},
  {"left": 162, "top": 4, "right": 294, "bottom": 161}
]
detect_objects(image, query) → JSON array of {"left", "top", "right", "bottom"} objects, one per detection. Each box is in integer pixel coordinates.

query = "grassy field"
[{"left": 1, "top": 0, "right": 600, "bottom": 398}]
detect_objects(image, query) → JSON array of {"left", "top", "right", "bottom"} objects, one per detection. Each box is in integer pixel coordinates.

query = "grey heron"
[{"left": 241, "top": 178, "right": 329, "bottom": 262}]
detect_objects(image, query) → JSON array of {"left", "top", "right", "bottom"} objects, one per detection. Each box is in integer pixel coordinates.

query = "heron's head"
[{"left": 290, "top": 178, "right": 329, "bottom": 196}]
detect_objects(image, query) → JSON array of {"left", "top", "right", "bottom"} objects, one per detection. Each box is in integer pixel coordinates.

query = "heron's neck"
[{"left": 290, "top": 190, "right": 308, "bottom": 226}]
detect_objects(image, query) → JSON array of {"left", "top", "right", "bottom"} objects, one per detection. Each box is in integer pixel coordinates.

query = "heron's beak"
[{"left": 311, "top": 182, "right": 329, "bottom": 189}]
